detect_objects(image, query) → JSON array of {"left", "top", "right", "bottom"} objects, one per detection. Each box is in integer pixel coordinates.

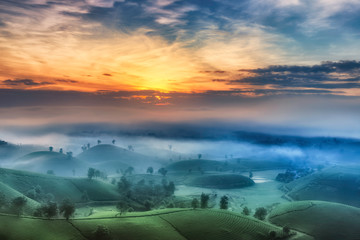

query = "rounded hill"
[
  {"left": 15, "top": 151, "right": 86, "bottom": 176},
  {"left": 282, "top": 166, "right": 360, "bottom": 207},
  {"left": 185, "top": 174, "right": 255, "bottom": 189},
  {"left": 77, "top": 144, "right": 155, "bottom": 172}
]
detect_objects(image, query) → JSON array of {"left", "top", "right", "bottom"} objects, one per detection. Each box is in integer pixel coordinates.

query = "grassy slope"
[
  {"left": 0, "top": 168, "right": 120, "bottom": 203},
  {"left": 15, "top": 151, "right": 86, "bottom": 176},
  {"left": 0, "top": 182, "right": 40, "bottom": 214},
  {"left": 0, "top": 209, "right": 314, "bottom": 240},
  {"left": 268, "top": 200, "right": 360, "bottom": 240},
  {"left": 0, "top": 214, "right": 85, "bottom": 240},
  {"left": 283, "top": 166, "right": 360, "bottom": 207}
]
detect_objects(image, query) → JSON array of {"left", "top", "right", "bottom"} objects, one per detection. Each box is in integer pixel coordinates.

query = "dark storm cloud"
[
  {"left": 2, "top": 79, "right": 54, "bottom": 86},
  {"left": 230, "top": 61, "right": 360, "bottom": 89}
]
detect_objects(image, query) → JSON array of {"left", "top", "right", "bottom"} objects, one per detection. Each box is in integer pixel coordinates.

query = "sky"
[{"left": 1, "top": 0, "right": 360, "bottom": 139}]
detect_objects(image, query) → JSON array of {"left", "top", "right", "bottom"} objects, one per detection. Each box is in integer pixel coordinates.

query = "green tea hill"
[
  {"left": 282, "top": 166, "right": 360, "bottom": 207},
  {"left": 184, "top": 174, "right": 255, "bottom": 189},
  {"left": 0, "top": 168, "right": 120, "bottom": 204},
  {"left": 0, "top": 209, "right": 314, "bottom": 240},
  {"left": 268, "top": 200, "right": 360, "bottom": 240}
]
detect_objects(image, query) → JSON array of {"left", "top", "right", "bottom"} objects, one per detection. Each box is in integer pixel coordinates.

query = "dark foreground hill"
[
  {"left": 269, "top": 200, "right": 360, "bottom": 240},
  {"left": 281, "top": 166, "right": 360, "bottom": 207},
  {"left": 0, "top": 168, "right": 120, "bottom": 209},
  {"left": 0, "top": 209, "right": 313, "bottom": 240}
]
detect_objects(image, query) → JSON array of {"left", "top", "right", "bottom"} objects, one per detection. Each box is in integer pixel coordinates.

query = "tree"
[
  {"left": 191, "top": 198, "right": 199, "bottom": 209},
  {"left": 42, "top": 202, "right": 58, "bottom": 219},
  {"left": 283, "top": 226, "right": 290, "bottom": 235},
  {"left": 0, "top": 192, "right": 6, "bottom": 210},
  {"left": 81, "top": 191, "right": 89, "bottom": 202},
  {"left": 200, "top": 193, "right": 209, "bottom": 208},
  {"left": 59, "top": 199, "right": 75, "bottom": 220},
  {"left": 124, "top": 167, "right": 134, "bottom": 176},
  {"left": 144, "top": 200, "right": 152, "bottom": 211},
  {"left": 269, "top": 230, "right": 277, "bottom": 239},
  {"left": 220, "top": 195, "right": 229, "bottom": 210},
  {"left": 66, "top": 151, "right": 73, "bottom": 159},
  {"left": 117, "top": 176, "right": 131, "bottom": 193},
  {"left": 81, "top": 145, "right": 87, "bottom": 152},
  {"left": 254, "top": 207, "right": 267, "bottom": 220},
  {"left": 146, "top": 166, "right": 154, "bottom": 175},
  {"left": 95, "top": 169, "right": 101, "bottom": 178},
  {"left": 11, "top": 196, "right": 27, "bottom": 216},
  {"left": 164, "top": 181, "right": 175, "bottom": 196},
  {"left": 242, "top": 206, "right": 250, "bottom": 215},
  {"left": 116, "top": 201, "right": 129, "bottom": 215},
  {"left": 158, "top": 168, "right": 167, "bottom": 177},
  {"left": 49, "top": 146, "right": 53, "bottom": 152},
  {"left": 88, "top": 168, "right": 95, "bottom": 180},
  {"left": 93, "top": 225, "right": 112, "bottom": 240}
]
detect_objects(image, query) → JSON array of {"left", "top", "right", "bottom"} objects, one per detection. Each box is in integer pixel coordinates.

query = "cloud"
[
  {"left": 2, "top": 79, "right": 53, "bottom": 87},
  {"left": 86, "top": 0, "right": 117, "bottom": 8},
  {"left": 56, "top": 79, "right": 79, "bottom": 83},
  {"left": 227, "top": 61, "right": 360, "bottom": 94}
]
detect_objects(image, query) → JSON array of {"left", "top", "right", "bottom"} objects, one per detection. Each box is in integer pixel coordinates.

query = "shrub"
[
  {"left": 254, "top": 207, "right": 267, "bottom": 220},
  {"left": 283, "top": 226, "right": 290, "bottom": 235},
  {"left": 269, "top": 230, "right": 276, "bottom": 239},
  {"left": 93, "top": 225, "right": 112, "bottom": 240}
]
